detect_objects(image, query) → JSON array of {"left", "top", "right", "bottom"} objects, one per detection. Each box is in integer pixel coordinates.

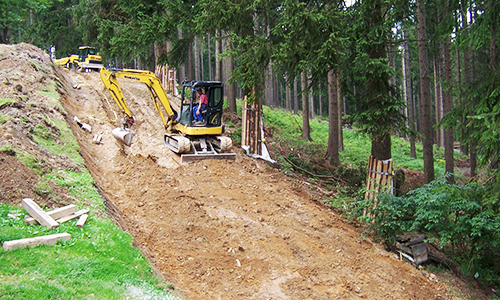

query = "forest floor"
[{"left": 0, "top": 43, "right": 492, "bottom": 299}]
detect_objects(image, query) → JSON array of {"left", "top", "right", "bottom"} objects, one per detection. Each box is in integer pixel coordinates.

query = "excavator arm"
[{"left": 100, "top": 68, "right": 177, "bottom": 129}]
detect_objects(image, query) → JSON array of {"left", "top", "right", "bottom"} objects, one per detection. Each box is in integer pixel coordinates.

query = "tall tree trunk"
[
  {"left": 403, "top": 25, "right": 416, "bottom": 158},
  {"left": 318, "top": 83, "right": 323, "bottom": 117},
  {"left": 434, "top": 49, "right": 443, "bottom": 148},
  {"left": 417, "top": 0, "right": 435, "bottom": 183},
  {"left": 337, "top": 75, "right": 344, "bottom": 151},
  {"left": 286, "top": 84, "right": 291, "bottom": 111},
  {"left": 470, "top": 7, "right": 477, "bottom": 177},
  {"left": 194, "top": 36, "right": 200, "bottom": 81},
  {"left": 301, "top": 70, "right": 310, "bottom": 141},
  {"left": 459, "top": 3, "right": 469, "bottom": 155},
  {"left": 215, "top": 30, "right": 222, "bottom": 81},
  {"left": 224, "top": 36, "right": 237, "bottom": 112},
  {"left": 368, "top": 0, "right": 391, "bottom": 161},
  {"left": 327, "top": 68, "right": 340, "bottom": 165},
  {"left": 294, "top": 75, "right": 299, "bottom": 114},
  {"left": 207, "top": 33, "right": 212, "bottom": 79},
  {"left": 308, "top": 75, "right": 314, "bottom": 119},
  {"left": 178, "top": 30, "right": 185, "bottom": 83},
  {"left": 443, "top": 34, "right": 455, "bottom": 183}
]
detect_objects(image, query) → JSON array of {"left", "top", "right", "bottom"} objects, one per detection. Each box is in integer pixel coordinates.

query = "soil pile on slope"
[{"left": 1, "top": 43, "right": 488, "bottom": 299}]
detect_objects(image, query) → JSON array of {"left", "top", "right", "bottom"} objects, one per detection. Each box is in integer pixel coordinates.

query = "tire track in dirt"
[{"left": 58, "top": 69, "right": 450, "bottom": 299}]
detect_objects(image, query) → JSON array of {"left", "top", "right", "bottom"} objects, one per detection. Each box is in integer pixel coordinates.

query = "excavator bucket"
[{"left": 112, "top": 127, "right": 134, "bottom": 146}]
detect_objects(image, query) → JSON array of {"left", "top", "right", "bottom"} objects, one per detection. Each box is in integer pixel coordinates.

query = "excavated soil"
[{"left": 1, "top": 43, "right": 488, "bottom": 299}]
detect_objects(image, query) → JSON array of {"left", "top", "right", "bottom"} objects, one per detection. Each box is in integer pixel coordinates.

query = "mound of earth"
[{"left": 1, "top": 43, "right": 490, "bottom": 299}]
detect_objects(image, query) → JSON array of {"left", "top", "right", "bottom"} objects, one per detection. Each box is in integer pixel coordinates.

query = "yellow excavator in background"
[
  {"left": 99, "top": 68, "right": 235, "bottom": 162},
  {"left": 54, "top": 46, "right": 103, "bottom": 71}
]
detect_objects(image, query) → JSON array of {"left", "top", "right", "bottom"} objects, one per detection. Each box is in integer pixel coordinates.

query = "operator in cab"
[{"left": 193, "top": 88, "right": 208, "bottom": 123}]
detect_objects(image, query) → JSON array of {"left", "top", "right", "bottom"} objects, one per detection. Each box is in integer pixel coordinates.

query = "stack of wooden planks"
[{"left": 2, "top": 198, "right": 90, "bottom": 251}]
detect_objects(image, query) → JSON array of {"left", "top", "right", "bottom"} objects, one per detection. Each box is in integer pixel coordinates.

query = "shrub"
[{"left": 361, "top": 176, "right": 500, "bottom": 284}]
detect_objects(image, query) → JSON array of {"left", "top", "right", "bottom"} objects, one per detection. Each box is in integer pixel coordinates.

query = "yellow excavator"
[
  {"left": 54, "top": 46, "right": 103, "bottom": 71},
  {"left": 99, "top": 68, "right": 235, "bottom": 162}
]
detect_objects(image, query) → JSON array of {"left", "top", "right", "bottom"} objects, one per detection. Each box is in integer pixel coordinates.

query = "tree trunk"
[
  {"left": 215, "top": 30, "right": 222, "bottom": 81},
  {"left": 294, "top": 75, "right": 299, "bottom": 115},
  {"left": 301, "top": 70, "right": 310, "bottom": 141},
  {"left": 225, "top": 36, "right": 237, "bottom": 113},
  {"left": 338, "top": 77, "right": 344, "bottom": 152},
  {"left": 194, "top": 36, "right": 200, "bottom": 81},
  {"left": 470, "top": 7, "right": 477, "bottom": 177},
  {"left": 308, "top": 75, "right": 314, "bottom": 119},
  {"left": 434, "top": 51, "right": 442, "bottom": 148},
  {"left": 460, "top": 2, "right": 470, "bottom": 155},
  {"left": 286, "top": 84, "right": 291, "bottom": 112},
  {"left": 368, "top": 0, "right": 391, "bottom": 161},
  {"left": 207, "top": 33, "right": 212, "bottom": 79},
  {"left": 443, "top": 34, "right": 455, "bottom": 183},
  {"left": 327, "top": 68, "right": 340, "bottom": 165},
  {"left": 403, "top": 25, "right": 416, "bottom": 158},
  {"left": 417, "top": 0, "right": 435, "bottom": 183}
]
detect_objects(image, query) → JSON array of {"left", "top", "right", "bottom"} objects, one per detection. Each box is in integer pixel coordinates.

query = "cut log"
[
  {"left": 2, "top": 233, "right": 71, "bottom": 251},
  {"left": 75, "top": 214, "right": 89, "bottom": 228},
  {"left": 55, "top": 209, "right": 89, "bottom": 224},
  {"left": 25, "top": 204, "right": 77, "bottom": 225},
  {"left": 21, "top": 198, "right": 58, "bottom": 229}
]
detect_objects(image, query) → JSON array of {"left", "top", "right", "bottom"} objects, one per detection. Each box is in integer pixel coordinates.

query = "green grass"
[
  {"left": 0, "top": 79, "right": 179, "bottom": 299},
  {"left": 0, "top": 98, "right": 16, "bottom": 106},
  {"left": 31, "top": 117, "right": 83, "bottom": 166},
  {"left": 0, "top": 204, "right": 178, "bottom": 300},
  {"left": 261, "top": 105, "right": 457, "bottom": 175}
]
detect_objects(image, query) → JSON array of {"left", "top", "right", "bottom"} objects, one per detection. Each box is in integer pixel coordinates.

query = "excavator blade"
[
  {"left": 180, "top": 152, "right": 236, "bottom": 163},
  {"left": 112, "top": 127, "right": 134, "bottom": 146}
]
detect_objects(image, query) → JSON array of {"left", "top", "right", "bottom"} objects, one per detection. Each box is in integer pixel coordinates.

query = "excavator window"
[{"left": 210, "top": 88, "right": 222, "bottom": 107}]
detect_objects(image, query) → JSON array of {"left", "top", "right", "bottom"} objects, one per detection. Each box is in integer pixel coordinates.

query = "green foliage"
[
  {"left": 361, "top": 177, "right": 500, "bottom": 283},
  {"left": 0, "top": 98, "right": 16, "bottom": 106},
  {"left": 45, "top": 169, "right": 103, "bottom": 211},
  {"left": 0, "top": 114, "right": 13, "bottom": 125},
  {"left": 0, "top": 203, "right": 178, "bottom": 300},
  {"left": 31, "top": 117, "right": 83, "bottom": 166}
]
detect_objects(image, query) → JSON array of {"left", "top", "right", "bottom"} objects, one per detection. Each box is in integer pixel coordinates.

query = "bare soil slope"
[{"left": 1, "top": 43, "right": 473, "bottom": 299}]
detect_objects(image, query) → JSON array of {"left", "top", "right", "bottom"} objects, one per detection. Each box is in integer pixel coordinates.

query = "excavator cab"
[{"left": 178, "top": 81, "right": 224, "bottom": 127}]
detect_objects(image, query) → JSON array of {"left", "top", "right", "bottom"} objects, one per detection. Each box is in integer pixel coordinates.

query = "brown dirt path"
[{"left": 57, "top": 69, "right": 451, "bottom": 300}]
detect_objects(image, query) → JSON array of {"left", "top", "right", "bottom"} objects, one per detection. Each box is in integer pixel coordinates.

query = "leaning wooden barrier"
[
  {"left": 241, "top": 98, "right": 262, "bottom": 155},
  {"left": 364, "top": 155, "right": 394, "bottom": 215}
]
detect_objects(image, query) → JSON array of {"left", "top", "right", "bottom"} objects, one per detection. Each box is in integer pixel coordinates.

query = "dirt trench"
[{"left": 51, "top": 68, "right": 454, "bottom": 300}]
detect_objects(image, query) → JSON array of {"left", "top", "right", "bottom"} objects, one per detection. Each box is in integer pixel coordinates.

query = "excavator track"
[
  {"left": 208, "top": 136, "right": 233, "bottom": 152},
  {"left": 179, "top": 135, "right": 235, "bottom": 163},
  {"left": 164, "top": 134, "right": 191, "bottom": 154}
]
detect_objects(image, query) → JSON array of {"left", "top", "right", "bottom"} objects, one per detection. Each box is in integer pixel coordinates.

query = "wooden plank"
[
  {"left": 75, "top": 214, "right": 89, "bottom": 228},
  {"left": 2, "top": 233, "right": 71, "bottom": 251},
  {"left": 21, "top": 198, "right": 58, "bottom": 229},
  {"left": 25, "top": 204, "right": 77, "bottom": 225},
  {"left": 55, "top": 209, "right": 90, "bottom": 224}
]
